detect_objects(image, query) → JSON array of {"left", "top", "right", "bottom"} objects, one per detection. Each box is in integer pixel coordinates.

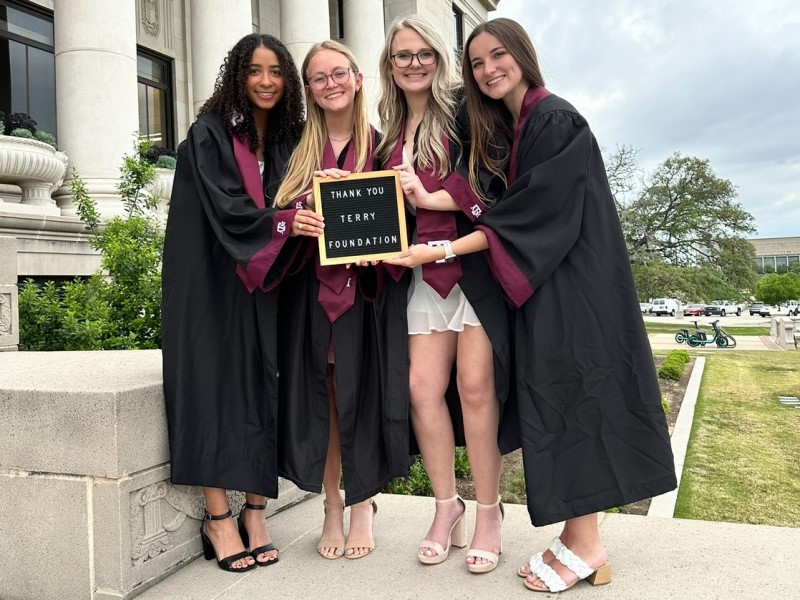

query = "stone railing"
[
  {"left": 770, "top": 315, "right": 799, "bottom": 349},
  {"left": 0, "top": 350, "right": 310, "bottom": 600},
  {"left": 0, "top": 236, "right": 18, "bottom": 351}
]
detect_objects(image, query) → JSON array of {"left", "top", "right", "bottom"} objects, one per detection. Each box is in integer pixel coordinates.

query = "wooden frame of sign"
[{"left": 314, "top": 169, "right": 408, "bottom": 266}]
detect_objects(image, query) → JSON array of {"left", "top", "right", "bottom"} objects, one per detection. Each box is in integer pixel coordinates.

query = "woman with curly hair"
[
  {"left": 274, "top": 40, "right": 410, "bottom": 560},
  {"left": 379, "top": 15, "right": 515, "bottom": 574},
  {"left": 162, "top": 33, "right": 309, "bottom": 573}
]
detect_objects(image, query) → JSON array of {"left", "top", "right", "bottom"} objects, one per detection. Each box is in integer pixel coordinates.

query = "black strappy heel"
[
  {"left": 238, "top": 502, "right": 279, "bottom": 566},
  {"left": 200, "top": 510, "right": 256, "bottom": 572}
]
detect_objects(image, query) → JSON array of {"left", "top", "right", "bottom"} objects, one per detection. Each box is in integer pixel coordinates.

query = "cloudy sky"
[{"left": 491, "top": 0, "right": 800, "bottom": 239}]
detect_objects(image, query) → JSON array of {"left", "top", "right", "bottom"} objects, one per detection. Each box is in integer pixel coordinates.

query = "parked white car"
[
  {"left": 650, "top": 298, "right": 681, "bottom": 316},
  {"left": 761, "top": 301, "right": 800, "bottom": 317}
]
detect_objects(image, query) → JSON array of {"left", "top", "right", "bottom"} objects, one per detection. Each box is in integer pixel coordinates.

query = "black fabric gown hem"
[
  {"left": 169, "top": 470, "right": 279, "bottom": 500},
  {"left": 277, "top": 473, "right": 390, "bottom": 507},
  {"left": 528, "top": 473, "right": 678, "bottom": 527}
]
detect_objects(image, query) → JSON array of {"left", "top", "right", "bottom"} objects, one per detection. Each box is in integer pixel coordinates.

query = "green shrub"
[
  {"left": 383, "top": 447, "right": 474, "bottom": 497},
  {"left": 661, "top": 395, "right": 669, "bottom": 415},
  {"left": 34, "top": 130, "right": 57, "bottom": 148},
  {"left": 155, "top": 155, "right": 177, "bottom": 169},
  {"left": 383, "top": 457, "right": 434, "bottom": 496},
  {"left": 18, "top": 142, "right": 164, "bottom": 351},
  {"left": 10, "top": 127, "right": 33, "bottom": 138},
  {"left": 657, "top": 349, "right": 690, "bottom": 381},
  {"left": 0, "top": 121, "right": 4, "bottom": 135},
  {"left": 454, "top": 447, "right": 471, "bottom": 479}
]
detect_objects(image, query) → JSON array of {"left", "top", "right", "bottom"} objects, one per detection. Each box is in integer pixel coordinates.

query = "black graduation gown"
[
  {"left": 276, "top": 136, "right": 412, "bottom": 505},
  {"left": 162, "top": 112, "right": 301, "bottom": 498},
  {"left": 478, "top": 93, "right": 677, "bottom": 526}
]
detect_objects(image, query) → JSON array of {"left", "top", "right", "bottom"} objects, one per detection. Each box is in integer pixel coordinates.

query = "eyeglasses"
[
  {"left": 390, "top": 50, "right": 437, "bottom": 68},
  {"left": 307, "top": 68, "right": 353, "bottom": 90}
]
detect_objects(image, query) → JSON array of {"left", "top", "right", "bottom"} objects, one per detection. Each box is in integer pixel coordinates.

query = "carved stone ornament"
[
  {"left": 141, "top": 0, "right": 160, "bottom": 37},
  {"left": 0, "top": 294, "right": 10, "bottom": 335},
  {"left": 129, "top": 482, "right": 246, "bottom": 565}
]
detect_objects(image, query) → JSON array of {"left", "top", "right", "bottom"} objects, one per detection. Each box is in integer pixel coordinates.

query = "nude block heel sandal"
[{"left": 418, "top": 495, "right": 467, "bottom": 565}]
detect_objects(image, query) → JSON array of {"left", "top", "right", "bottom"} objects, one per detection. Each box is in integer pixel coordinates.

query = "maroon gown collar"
[
  {"left": 232, "top": 134, "right": 265, "bottom": 209},
  {"left": 315, "top": 130, "right": 365, "bottom": 323},
  {"left": 508, "top": 86, "right": 550, "bottom": 185},
  {"left": 386, "top": 124, "right": 462, "bottom": 298}
]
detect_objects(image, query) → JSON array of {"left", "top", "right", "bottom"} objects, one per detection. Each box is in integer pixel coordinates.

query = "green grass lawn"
[
  {"left": 674, "top": 351, "right": 800, "bottom": 526},
  {"left": 644, "top": 322, "right": 769, "bottom": 336}
]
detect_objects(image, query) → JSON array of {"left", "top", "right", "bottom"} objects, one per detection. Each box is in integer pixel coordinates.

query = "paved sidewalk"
[{"left": 138, "top": 493, "right": 800, "bottom": 600}]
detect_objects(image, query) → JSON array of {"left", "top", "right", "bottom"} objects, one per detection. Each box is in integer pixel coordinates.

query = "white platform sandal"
[{"left": 524, "top": 537, "right": 611, "bottom": 593}]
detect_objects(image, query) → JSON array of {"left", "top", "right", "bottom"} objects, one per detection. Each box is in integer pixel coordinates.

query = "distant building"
[
  {"left": 749, "top": 236, "right": 800, "bottom": 273},
  {"left": 1, "top": 0, "right": 498, "bottom": 279}
]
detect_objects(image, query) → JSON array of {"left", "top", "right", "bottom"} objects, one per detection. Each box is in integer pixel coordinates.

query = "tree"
[
  {"left": 607, "top": 151, "right": 758, "bottom": 298},
  {"left": 756, "top": 273, "right": 800, "bottom": 306},
  {"left": 623, "top": 154, "right": 755, "bottom": 266}
]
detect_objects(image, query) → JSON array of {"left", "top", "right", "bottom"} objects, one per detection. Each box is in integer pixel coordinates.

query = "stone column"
[
  {"left": 52, "top": 0, "right": 140, "bottom": 218},
  {"left": 0, "top": 236, "right": 18, "bottom": 351},
  {"left": 280, "top": 0, "right": 331, "bottom": 76},
  {"left": 343, "top": 0, "right": 385, "bottom": 122},
  {"left": 189, "top": 0, "right": 253, "bottom": 114}
]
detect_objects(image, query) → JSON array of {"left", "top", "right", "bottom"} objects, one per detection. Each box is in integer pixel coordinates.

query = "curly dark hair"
[{"left": 199, "top": 33, "right": 304, "bottom": 152}]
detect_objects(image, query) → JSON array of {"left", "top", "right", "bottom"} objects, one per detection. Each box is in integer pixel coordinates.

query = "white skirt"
[{"left": 407, "top": 265, "right": 481, "bottom": 334}]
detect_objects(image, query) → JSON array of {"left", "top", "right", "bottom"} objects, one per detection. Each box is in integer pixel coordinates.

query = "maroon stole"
[
  {"left": 315, "top": 133, "right": 373, "bottom": 322},
  {"left": 508, "top": 86, "right": 550, "bottom": 184},
  {"left": 475, "top": 86, "right": 549, "bottom": 308},
  {"left": 231, "top": 133, "right": 298, "bottom": 292},
  {"left": 385, "top": 130, "right": 461, "bottom": 298}
]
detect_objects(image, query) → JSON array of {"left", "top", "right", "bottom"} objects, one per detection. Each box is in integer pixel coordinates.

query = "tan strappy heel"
[
  {"left": 418, "top": 495, "right": 467, "bottom": 565},
  {"left": 344, "top": 498, "right": 377, "bottom": 559},
  {"left": 466, "top": 497, "right": 504, "bottom": 574},
  {"left": 317, "top": 500, "right": 345, "bottom": 560}
]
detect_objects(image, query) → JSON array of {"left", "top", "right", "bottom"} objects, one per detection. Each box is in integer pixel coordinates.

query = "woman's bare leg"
[
  {"left": 319, "top": 365, "right": 345, "bottom": 559},
  {"left": 456, "top": 325, "right": 502, "bottom": 566},
  {"left": 409, "top": 330, "right": 464, "bottom": 558}
]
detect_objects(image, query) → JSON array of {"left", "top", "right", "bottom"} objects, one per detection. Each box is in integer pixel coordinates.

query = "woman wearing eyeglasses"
[
  {"left": 378, "top": 16, "right": 515, "bottom": 574},
  {"left": 273, "top": 40, "right": 410, "bottom": 561}
]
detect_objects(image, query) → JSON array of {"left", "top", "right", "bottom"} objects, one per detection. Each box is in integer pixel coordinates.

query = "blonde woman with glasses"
[
  {"left": 379, "top": 15, "right": 517, "bottom": 574},
  {"left": 273, "top": 40, "right": 410, "bottom": 561}
]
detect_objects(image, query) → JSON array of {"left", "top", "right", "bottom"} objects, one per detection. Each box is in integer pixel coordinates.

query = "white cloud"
[{"left": 490, "top": 0, "right": 800, "bottom": 237}]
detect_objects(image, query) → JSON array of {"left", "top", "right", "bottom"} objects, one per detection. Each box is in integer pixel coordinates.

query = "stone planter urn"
[
  {"left": 0, "top": 135, "right": 68, "bottom": 210},
  {"left": 151, "top": 167, "right": 175, "bottom": 206}
]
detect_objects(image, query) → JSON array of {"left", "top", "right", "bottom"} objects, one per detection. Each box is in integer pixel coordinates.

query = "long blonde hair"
[
  {"left": 375, "top": 15, "right": 460, "bottom": 179},
  {"left": 275, "top": 40, "right": 372, "bottom": 208}
]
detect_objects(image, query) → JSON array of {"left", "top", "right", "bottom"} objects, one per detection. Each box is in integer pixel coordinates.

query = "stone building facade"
[
  {"left": 0, "top": 0, "right": 498, "bottom": 279},
  {"left": 749, "top": 236, "right": 800, "bottom": 273}
]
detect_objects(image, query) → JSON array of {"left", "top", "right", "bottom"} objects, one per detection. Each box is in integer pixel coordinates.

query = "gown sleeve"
[
  {"left": 441, "top": 103, "right": 503, "bottom": 221},
  {"left": 181, "top": 116, "right": 300, "bottom": 292},
  {"left": 477, "top": 108, "right": 593, "bottom": 307}
]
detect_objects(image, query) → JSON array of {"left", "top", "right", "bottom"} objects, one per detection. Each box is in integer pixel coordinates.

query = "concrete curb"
[{"left": 647, "top": 356, "right": 706, "bottom": 518}]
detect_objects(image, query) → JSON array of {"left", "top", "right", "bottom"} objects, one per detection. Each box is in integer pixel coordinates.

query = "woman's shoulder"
[{"left": 526, "top": 93, "right": 588, "bottom": 132}]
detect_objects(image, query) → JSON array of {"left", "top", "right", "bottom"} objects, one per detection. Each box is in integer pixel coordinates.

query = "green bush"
[
  {"left": 657, "top": 349, "right": 690, "bottom": 381},
  {"left": 661, "top": 395, "right": 669, "bottom": 415},
  {"left": 0, "top": 121, "right": 4, "bottom": 135},
  {"left": 18, "top": 140, "right": 163, "bottom": 351},
  {"left": 10, "top": 127, "right": 33, "bottom": 138},
  {"left": 383, "top": 457, "right": 434, "bottom": 496},
  {"left": 34, "top": 130, "right": 57, "bottom": 148},
  {"left": 155, "top": 155, "right": 177, "bottom": 169},
  {"left": 383, "top": 448, "right": 473, "bottom": 497}
]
